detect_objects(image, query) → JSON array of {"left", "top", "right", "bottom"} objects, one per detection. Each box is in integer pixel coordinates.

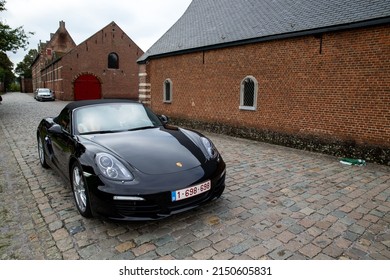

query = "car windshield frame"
[{"left": 72, "top": 102, "right": 163, "bottom": 135}]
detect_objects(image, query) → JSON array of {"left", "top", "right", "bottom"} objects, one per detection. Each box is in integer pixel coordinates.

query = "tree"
[
  {"left": 0, "top": 0, "right": 33, "bottom": 53},
  {"left": 15, "top": 49, "right": 37, "bottom": 78},
  {"left": 0, "top": 51, "right": 15, "bottom": 91}
]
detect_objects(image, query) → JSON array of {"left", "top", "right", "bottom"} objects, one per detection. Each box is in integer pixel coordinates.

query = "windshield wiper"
[
  {"left": 127, "top": 126, "right": 156, "bottom": 131},
  {"left": 80, "top": 129, "right": 125, "bottom": 135},
  {"left": 80, "top": 126, "right": 156, "bottom": 135}
]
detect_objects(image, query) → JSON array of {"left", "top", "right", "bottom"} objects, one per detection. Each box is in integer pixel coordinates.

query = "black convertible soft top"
[{"left": 65, "top": 99, "right": 140, "bottom": 110}]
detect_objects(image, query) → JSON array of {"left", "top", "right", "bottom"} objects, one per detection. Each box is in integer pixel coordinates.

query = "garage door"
[{"left": 74, "top": 74, "right": 101, "bottom": 100}]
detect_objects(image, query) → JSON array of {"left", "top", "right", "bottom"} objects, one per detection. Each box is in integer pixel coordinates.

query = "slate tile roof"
[{"left": 138, "top": 0, "right": 390, "bottom": 62}]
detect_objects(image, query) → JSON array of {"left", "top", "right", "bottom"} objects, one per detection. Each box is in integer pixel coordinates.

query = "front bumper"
[
  {"left": 86, "top": 159, "right": 226, "bottom": 221},
  {"left": 37, "top": 95, "right": 55, "bottom": 101}
]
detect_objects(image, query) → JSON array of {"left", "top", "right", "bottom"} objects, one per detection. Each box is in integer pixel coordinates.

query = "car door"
[{"left": 49, "top": 108, "right": 74, "bottom": 177}]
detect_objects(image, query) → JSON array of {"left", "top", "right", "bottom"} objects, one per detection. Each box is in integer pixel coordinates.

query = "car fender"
[{"left": 68, "top": 138, "right": 107, "bottom": 181}]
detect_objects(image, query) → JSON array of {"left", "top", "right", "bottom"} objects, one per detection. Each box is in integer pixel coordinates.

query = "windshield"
[
  {"left": 73, "top": 103, "right": 162, "bottom": 135},
  {"left": 38, "top": 88, "right": 51, "bottom": 93}
]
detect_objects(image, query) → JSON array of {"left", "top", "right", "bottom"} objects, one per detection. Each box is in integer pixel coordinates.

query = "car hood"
[{"left": 80, "top": 127, "right": 206, "bottom": 175}]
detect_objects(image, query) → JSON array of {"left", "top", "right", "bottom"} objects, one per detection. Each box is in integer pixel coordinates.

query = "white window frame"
[{"left": 239, "top": 75, "right": 258, "bottom": 111}]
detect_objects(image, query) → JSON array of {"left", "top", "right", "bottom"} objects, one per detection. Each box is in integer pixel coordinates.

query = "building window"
[
  {"left": 239, "top": 76, "right": 258, "bottom": 110},
  {"left": 163, "top": 79, "right": 172, "bottom": 103},
  {"left": 108, "top": 52, "right": 119, "bottom": 69}
]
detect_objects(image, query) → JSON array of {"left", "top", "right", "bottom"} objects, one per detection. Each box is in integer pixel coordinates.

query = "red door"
[{"left": 74, "top": 74, "right": 101, "bottom": 100}]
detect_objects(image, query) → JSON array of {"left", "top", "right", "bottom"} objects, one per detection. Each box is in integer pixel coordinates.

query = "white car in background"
[{"left": 34, "top": 88, "right": 55, "bottom": 101}]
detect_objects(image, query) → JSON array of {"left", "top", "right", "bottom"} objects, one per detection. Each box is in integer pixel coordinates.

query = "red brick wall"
[
  {"left": 32, "top": 55, "right": 45, "bottom": 91},
  {"left": 146, "top": 25, "right": 390, "bottom": 148}
]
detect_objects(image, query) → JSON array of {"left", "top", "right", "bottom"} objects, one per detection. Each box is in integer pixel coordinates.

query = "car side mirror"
[
  {"left": 159, "top": 115, "right": 169, "bottom": 125},
  {"left": 48, "top": 124, "right": 63, "bottom": 134}
]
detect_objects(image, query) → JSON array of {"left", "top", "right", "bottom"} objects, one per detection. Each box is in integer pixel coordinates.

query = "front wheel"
[
  {"left": 37, "top": 135, "right": 49, "bottom": 168},
  {"left": 71, "top": 162, "right": 92, "bottom": 218}
]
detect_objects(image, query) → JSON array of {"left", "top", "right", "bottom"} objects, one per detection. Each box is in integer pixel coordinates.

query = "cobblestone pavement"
[{"left": 0, "top": 92, "right": 389, "bottom": 260}]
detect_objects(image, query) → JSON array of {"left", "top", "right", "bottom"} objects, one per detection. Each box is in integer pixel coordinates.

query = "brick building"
[
  {"left": 138, "top": 0, "right": 390, "bottom": 164},
  {"left": 32, "top": 21, "right": 143, "bottom": 100},
  {"left": 32, "top": 21, "right": 76, "bottom": 94}
]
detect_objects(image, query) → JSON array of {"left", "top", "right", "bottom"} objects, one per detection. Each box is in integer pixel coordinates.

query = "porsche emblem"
[{"left": 176, "top": 162, "right": 183, "bottom": 168}]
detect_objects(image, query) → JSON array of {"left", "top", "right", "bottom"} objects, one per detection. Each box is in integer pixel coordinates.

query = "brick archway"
[{"left": 73, "top": 74, "right": 101, "bottom": 100}]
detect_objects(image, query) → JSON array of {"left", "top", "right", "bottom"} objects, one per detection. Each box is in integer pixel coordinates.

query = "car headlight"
[
  {"left": 201, "top": 137, "right": 218, "bottom": 159},
  {"left": 95, "top": 153, "right": 134, "bottom": 181}
]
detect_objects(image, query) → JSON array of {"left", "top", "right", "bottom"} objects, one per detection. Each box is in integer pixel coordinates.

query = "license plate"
[{"left": 171, "top": 180, "right": 211, "bottom": 202}]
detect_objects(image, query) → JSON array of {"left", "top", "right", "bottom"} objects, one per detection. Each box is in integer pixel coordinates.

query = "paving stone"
[
  {"left": 288, "top": 224, "right": 306, "bottom": 234},
  {"left": 298, "top": 218, "right": 316, "bottom": 228},
  {"left": 299, "top": 244, "right": 321, "bottom": 258},
  {"left": 322, "top": 243, "right": 343, "bottom": 258},
  {"left": 155, "top": 235, "right": 175, "bottom": 246},
  {"left": 228, "top": 238, "right": 258, "bottom": 255},
  {"left": 315, "top": 220, "right": 333, "bottom": 230},
  {"left": 313, "top": 253, "right": 334, "bottom": 260},
  {"left": 78, "top": 244, "right": 100, "bottom": 259},
  {"left": 339, "top": 216, "right": 356, "bottom": 226},
  {"left": 276, "top": 230, "right": 296, "bottom": 243},
  {"left": 107, "top": 227, "right": 127, "bottom": 237},
  {"left": 52, "top": 228, "right": 69, "bottom": 241},
  {"left": 69, "top": 225, "right": 85, "bottom": 236},
  {"left": 189, "top": 239, "right": 212, "bottom": 251},
  {"left": 345, "top": 246, "right": 369, "bottom": 259},
  {"left": 263, "top": 238, "right": 283, "bottom": 251},
  {"left": 132, "top": 243, "right": 157, "bottom": 257},
  {"left": 313, "top": 235, "right": 333, "bottom": 248},
  {"left": 62, "top": 249, "right": 80, "bottom": 260},
  {"left": 171, "top": 245, "right": 194, "bottom": 259},
  {"left": 245, "top": 244, "right": 268, "bottom": 259},
  {"left": 348, "top": 224, "right": 366, "bottom": 235},
  {"left": 115, "top": 241, "right": 136, "bottom": 253},
  {"left": 156, "top": 241, "right": 180, "bottom": 256},
  {"left": 307, "top": 226, "right": 323, "bottom": 238},
  {"left": 344, "top": 231, "right": 360, "bottom": 242},
  {"left": 56, "top": 237, "right": 74, "bottom": 252},
  {"left": 212, "top": 251, "right": 234, "bottom": 260},
  {"left": 192, "top": 247, "right": 217, "bottom": 259},
  {"left": 48, "top": 220, "right": 63, "bottom": 232},
  {"left": 111, "top": 250, "right": 136, "bottom": 260},
  {"left": 268, "top": 248, "right": 291, "bottom": 259}
]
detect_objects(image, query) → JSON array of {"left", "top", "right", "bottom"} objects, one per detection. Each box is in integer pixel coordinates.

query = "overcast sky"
[{"left": 2, "top": 0, "right": 192, "bottom": 67}]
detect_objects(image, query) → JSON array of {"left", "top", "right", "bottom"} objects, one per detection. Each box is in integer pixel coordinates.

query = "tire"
[
  {"left": 37, "top": 135, "right": 49, "bottom": 168},
  {"left": 71, "top": 162, "right": 92, "bottom": 218}
]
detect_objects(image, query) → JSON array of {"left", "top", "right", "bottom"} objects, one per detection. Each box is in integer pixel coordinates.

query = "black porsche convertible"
[{"left": 36, "top": 99, "right": 226, "bottom": 220}]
